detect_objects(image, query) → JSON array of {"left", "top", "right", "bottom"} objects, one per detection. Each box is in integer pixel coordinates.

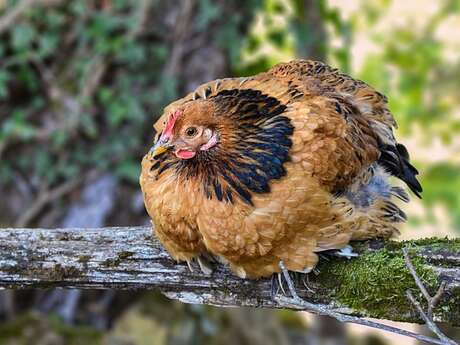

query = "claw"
[
  {"left": 278, "top": 261, "right": 300, "bottom": 300},
  {"left": 301, "top": 274, "right": 314, "bottom": 293},
  {"left": 197, "top": 256, "right": 214, "bottom": 275},
  {"left": 271, "top": 261, "right": 317, "bottom": 299},
  {"left": 270, "top": 274, "right": 278, "bottom": 298},
  {"left": 271, "top": 262, "right": 315, "bottom": 298},
  {"left": 186, "top": 260, "right": 194, "bottom": 272},
  {"left": 277, "top": 272, "right": 287, "bottom": 295},
  {"left": 270, "top": 272, "right": 288, "bottom": 297}
]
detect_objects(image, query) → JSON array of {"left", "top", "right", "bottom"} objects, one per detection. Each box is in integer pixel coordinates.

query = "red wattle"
[{"left": 175, "top": 149, "right": 196, "bottom": 159}]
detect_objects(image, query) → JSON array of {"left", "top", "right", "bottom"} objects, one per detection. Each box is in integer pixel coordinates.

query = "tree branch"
[
  {"left": 14, "top": 170, "right": 100, "bottom": 227},
  {"left": 403, "top": 248, "right": 458, "bottom": 345},
  {"left": 0, "top": 0, "right": 37, "bottom": 35},
  {"left": 0, "top": 226, "right": 459, "bottom": 328},
  {"left": 0, "top": 0, "right": 63, "bottom": 35},
  {"left": 276, "top": 261, "right": 454, "bottom": 345}
]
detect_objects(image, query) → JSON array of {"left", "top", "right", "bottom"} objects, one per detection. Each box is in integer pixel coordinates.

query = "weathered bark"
[{"left": 0, "top": 226, "right": 459, "bottom": 325}]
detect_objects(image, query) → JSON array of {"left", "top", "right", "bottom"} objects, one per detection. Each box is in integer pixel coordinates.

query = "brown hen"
[{"left": 140, "top": 60, "right": 422, "bottom": 279}]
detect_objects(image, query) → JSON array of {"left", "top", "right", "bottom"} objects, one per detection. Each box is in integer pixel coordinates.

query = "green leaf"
[
  {"left": 1, "top": 111, "right": 36, "bottom": 140},
  {"left": 37, "top": 33, "right": 59, "bottom": 57},
  {"left": 11, "top": 23, "right": 36, "bottom": 51},
  {"left": 197, "top": 0, "right": 222, "bottom": 30}
]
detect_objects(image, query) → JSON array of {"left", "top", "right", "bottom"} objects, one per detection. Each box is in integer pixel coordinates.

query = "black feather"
[
  {"left": 378, "top": 143, "right": 422, "bottom": 198},
  {"left": 159, "top": 88, "right": 294, "bottom": 205}
]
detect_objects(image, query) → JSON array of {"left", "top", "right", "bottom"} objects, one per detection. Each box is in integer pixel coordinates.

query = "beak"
[{"left": 150, "top": 137, "right": 172, "bottom": 158}]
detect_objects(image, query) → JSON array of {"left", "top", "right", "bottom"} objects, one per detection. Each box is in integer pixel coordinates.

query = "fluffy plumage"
[{"left": 140, "top": 60, "right": 422, "bottom": 278}]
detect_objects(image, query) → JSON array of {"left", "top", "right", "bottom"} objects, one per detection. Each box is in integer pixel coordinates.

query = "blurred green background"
[{"left": 0, "top": 0, "right": 459, "bottom": 344}]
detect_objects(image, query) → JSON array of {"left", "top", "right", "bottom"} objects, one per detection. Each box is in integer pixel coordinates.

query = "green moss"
[
  {"left": 317, "top": 249, "right": 438, "bottom": 320},
  {"left": 356, "top": 237, "right": 460, "bottom": 253},
  {"left": 369, "top": 238, "right": 460, "bottom": 269},
  {"left": 435, "top": 286, "right": 460, "bottom": 325},
  {"left": 1, "top": 262, "right": 81, "bottom": 280},
  {"left": 102, "top": 258, "right": 119, "bottom": 267},
  {"left": 0, "top": 313, "right": 103, "bottom": 345},
  {"left": 118, "top": 251, "right": 134, "bottom": 259},
  {"left": 47, "top": 263, "right": 81, "bottom": 280},
  {"left": 78, "top": 254, "right": 91, "bottom": 263},
  {"left": 47, "top": 315, "right": 103, "bottom": 344},
  {"left": 102, "top": 250, "right": 134, "bottom": 267},
  {"left": 411, "top": 237, "right": 460, "bottom": 252}
]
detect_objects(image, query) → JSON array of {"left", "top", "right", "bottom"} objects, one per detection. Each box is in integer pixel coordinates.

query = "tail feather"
[
  {"left": 378, "top": 143, "right": 422, "bottom": 198},
  {"left": 390, "top": 186, "right": 410, "bottom": 202}
]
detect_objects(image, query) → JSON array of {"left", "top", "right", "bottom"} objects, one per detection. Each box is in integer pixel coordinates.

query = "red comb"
[{"left": 162, "top": 109, "right": 182, "bottom": 138}]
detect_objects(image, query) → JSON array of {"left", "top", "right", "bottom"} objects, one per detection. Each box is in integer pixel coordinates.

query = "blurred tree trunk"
[{"left": 291, "top": 0, "right": 328, "bottom": 60}]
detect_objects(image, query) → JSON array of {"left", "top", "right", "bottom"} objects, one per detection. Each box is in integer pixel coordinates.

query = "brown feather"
[{"left": 140, "top": 59, "right": 421, "bottom": 278}]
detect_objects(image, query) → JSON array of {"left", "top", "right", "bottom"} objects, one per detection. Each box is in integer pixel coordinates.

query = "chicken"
[{"left": 139, "top": 60, "right": 422, "bottom": 279}]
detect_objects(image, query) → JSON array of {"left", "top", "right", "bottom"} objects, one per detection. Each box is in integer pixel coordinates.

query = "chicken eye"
[{"left": 185, "top": 127, "right": 198, "bottom": 137}]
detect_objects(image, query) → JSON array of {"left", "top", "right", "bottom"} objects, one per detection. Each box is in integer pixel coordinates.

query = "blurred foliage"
[
  {"left": 2, "top": 1, "right": 159, "bottom": 186},
  {"left": 0, "top": 292, "right": 309, "bottom": 345},
  {"left": 237, "top": 0, "right": 352, "bottom": 74},
  {"left": 1, "top": 0, "right": 460, "bottom": 343},
  {"left": 0, "top": 292, "right": 393, "bottom": 345},
  {"left": 0, "top": 0, "right": 261, "bottom": 189},
  {"left": 354, "top": 0, "right": 460, "bottom": 229},
  {"left": 0, "top": 313, "right": 103, "bottom": 345}
]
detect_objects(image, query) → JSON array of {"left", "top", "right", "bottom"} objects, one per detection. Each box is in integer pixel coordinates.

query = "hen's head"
[
  {"left": 148, "top": 88, "right": 294, "bottom": 205},
  {"left": 151, "top": 101, "right": 220, "bottom": 160}
]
